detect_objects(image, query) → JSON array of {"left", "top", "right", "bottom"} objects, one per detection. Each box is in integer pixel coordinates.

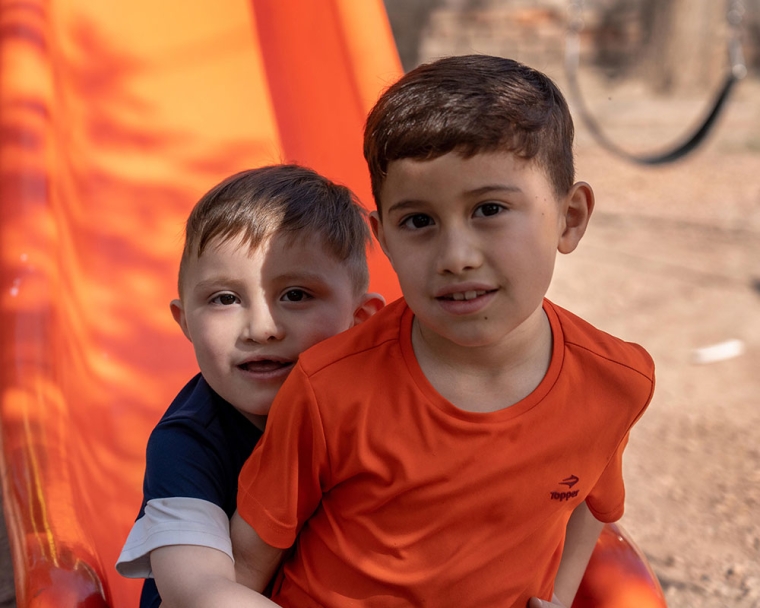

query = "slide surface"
[{"left": 0, "top": 1, "right": 666, "bottom": 606}]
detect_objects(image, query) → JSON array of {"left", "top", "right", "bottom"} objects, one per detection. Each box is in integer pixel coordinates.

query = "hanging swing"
[{"left": 564, "top": 0, "right": 747, "bottom": 165}]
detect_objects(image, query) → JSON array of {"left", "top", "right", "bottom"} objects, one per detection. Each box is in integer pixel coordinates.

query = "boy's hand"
[{"left": 529, "top": 593, "right": 567, "bottom": 608}]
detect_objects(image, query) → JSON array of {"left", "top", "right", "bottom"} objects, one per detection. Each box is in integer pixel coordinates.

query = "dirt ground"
[
  {"left": 547, "top": 73, "right": 760, "bottom": 608},
  {"left": 2, "top": 27, "right": 760, "bottom": 608}
]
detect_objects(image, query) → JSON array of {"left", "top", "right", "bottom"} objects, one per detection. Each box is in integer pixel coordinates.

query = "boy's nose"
[
  {"left": 242, "top": 302, "right": 284, "bottom": 343},
  {"left": 436, "top": 228, "right": 483, "bottom": 275}
]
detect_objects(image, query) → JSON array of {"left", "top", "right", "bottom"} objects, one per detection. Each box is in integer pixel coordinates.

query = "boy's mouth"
[
  {"left": 237, "top": 359, "right": 294, "bottom": 373},
  {"left": 439, "top": 290, "right": 491, "bottom": 301}
]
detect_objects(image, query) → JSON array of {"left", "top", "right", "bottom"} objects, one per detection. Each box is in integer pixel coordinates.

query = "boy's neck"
[
  {"left": 411, "top": 306, "right": 553, "bottom": 414},
  {"left": 239, "top": 410, "right": 267, "bottom": 432}
]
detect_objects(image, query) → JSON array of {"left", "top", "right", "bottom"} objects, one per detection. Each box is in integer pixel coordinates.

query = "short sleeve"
[
  {"left": 586, "top": 352, "right": 655, "bottom": 524},
  {"left": 585, "top": 432, "right": 629, "bottom": 522},
  {"left": 116, "top": 497, "right": 231, "bottom": 577},
  {"left": 142, "top": 421, "right": 231, "bottom": 507},
  {"left": 237, "top": 364, "right": 328, "bottom": 549},
  {"left": 116, "top": 413, "right": 241, "bottom": 576}
]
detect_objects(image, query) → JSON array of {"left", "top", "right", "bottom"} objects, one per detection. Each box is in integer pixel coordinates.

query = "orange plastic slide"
[{"left": 0, "top": 1, "right": 666, "bottom": 606}]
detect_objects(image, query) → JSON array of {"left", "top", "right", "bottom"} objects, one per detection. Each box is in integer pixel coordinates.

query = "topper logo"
[
  {"left": 550, "top": 490, "right": 579, "bottom": 501},
  {"left": 559, "top": 475, "right": 579, "bottom": 489},
  {"left": 550, "top": 475, "right": 580, "bottom": 501}
]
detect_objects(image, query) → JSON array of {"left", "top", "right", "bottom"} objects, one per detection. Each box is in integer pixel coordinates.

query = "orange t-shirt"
[{"left": 238, "top": 299, "right": 654, "bottom": 607}]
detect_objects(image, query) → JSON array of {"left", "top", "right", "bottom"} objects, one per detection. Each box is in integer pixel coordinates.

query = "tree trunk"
[{"left": 642, "top": 0, "right": 725, "bottom": 94}]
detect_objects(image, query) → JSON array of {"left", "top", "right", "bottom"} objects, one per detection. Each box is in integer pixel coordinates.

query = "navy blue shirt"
[{"left": 117, "top": 374, "right": 261, "bottom": 608}]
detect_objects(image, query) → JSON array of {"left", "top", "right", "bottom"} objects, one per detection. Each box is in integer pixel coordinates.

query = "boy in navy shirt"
[{"left": 116, "top": 164, "right": 384, "bottom": 608}]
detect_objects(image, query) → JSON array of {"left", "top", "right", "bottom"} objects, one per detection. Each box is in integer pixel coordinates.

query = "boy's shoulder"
[
  {"left": 547, "top": 299, "right": 655, "bottom": 381},
  {"left": 298, "top": 298, "right": 408, "bottom": 376},
  {"left": 160, "top": 373, "right": 224, "bottom": 428},
  {"left": 151, "top": 374, "right": 260, "bottom": 448},
  {"left": 143, "top": 374, "right": 261, "bottom": 508}
]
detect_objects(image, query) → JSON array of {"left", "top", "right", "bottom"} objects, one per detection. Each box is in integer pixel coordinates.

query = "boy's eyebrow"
[
  {"left": 385, "top": 200, "right": 425, "bottom": 215},
  {"left": 192, "top": 270, "right": 333, "bottom": 295},
  {"left": 465, "top": 184, "right": 523, "bottom": 197},
  {"left": 386, "top": 184, "right": 523, "bottom": 215},
  {"left": 193, "top": 276, "right": 246, "bottom": 292},
  {"left": 273, "top": 270, "right": 331, "bottom": 285}
]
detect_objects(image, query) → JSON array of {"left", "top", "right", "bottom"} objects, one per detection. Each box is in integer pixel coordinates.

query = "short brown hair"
[
  {"left": 364, "top": 55, "right": 575, "bottom": 210},
  {"left": 178, "top": 165, "right": 370, "bottom": 296}
]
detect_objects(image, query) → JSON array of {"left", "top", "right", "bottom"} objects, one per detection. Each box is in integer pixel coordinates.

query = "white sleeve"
[{"left": 115, "top": 496, "right": 231, "bottom": 578}]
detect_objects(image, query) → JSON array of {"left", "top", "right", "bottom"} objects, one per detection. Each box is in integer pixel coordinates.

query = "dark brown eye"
[
  {"left": 282, "top": 290, "right": 309, "bottom": 302},
  {"left": 211, "top": 293, "right": 239, "bottom": 305},
  {"left": 478, "top": 203, "right": 502, "bottom": 217},
  {"left": 403, "top": 214, "right": 433, "bottom": 229}
]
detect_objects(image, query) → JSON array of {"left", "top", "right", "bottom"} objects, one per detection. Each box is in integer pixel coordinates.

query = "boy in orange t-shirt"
[{"left": 225, "top": 56, "right": 654, "bottom": 608}]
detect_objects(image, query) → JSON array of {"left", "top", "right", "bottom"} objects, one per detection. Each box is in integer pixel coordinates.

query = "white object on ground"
[{"left": 691, "top": 339, "right": 745, "bottom": 365}]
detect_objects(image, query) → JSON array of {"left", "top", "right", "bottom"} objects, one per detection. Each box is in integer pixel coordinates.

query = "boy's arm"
[
  {"left": 230, "top": 511, "right": 285, "bottom": 592},
  {"left": 151, "top": 544, "right": 280, "bottom": 608},
  {"left": 535, "top": 501, "right": 605, "bottom": 608}
]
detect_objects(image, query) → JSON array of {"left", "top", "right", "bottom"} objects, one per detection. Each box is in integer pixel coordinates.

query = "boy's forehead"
[
  {"left": 190, "top": 230, "right": 345, "bottom": 273},
  {"left": 379, "top": 151, "right": 545, "bottom": 203},
  {"left": 197, "top": 229, "right": 321, "bottom": 259}
]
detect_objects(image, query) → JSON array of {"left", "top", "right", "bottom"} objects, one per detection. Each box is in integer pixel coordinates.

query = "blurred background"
[
  {"left": 381, "top": 1, "right": 760, "bottom": 607},
  {"left": 2, "top": 1, "right": 758, "bottom": 607}
]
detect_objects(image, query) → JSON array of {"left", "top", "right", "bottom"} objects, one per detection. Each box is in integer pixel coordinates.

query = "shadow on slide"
[{"left": 0, "top": 1, "right": 666, "bottom": 606}]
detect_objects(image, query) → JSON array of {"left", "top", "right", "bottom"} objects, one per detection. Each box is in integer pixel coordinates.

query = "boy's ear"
[
  {"left": 352, "top": 292, "right": 386, "bottom": 326},
  {"left": 369, "top": 212, "right": 392, "bottom": 264},
  {"left": 170, "top": 299, "right": 192, "bottom": 341},
  {"left": 558, "top": 181, "right": 595, "bottom": 255}
]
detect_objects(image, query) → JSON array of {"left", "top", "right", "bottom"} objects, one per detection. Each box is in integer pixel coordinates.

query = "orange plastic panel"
[
  {"left": 0, "top": 1, "right": 665, "bottom": 606},
  {"left": 0, "top": 1, "right": 400, "bottom": 606},
  {"left": 574, "top": 524, "right": 667, "bottom": 608}
]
